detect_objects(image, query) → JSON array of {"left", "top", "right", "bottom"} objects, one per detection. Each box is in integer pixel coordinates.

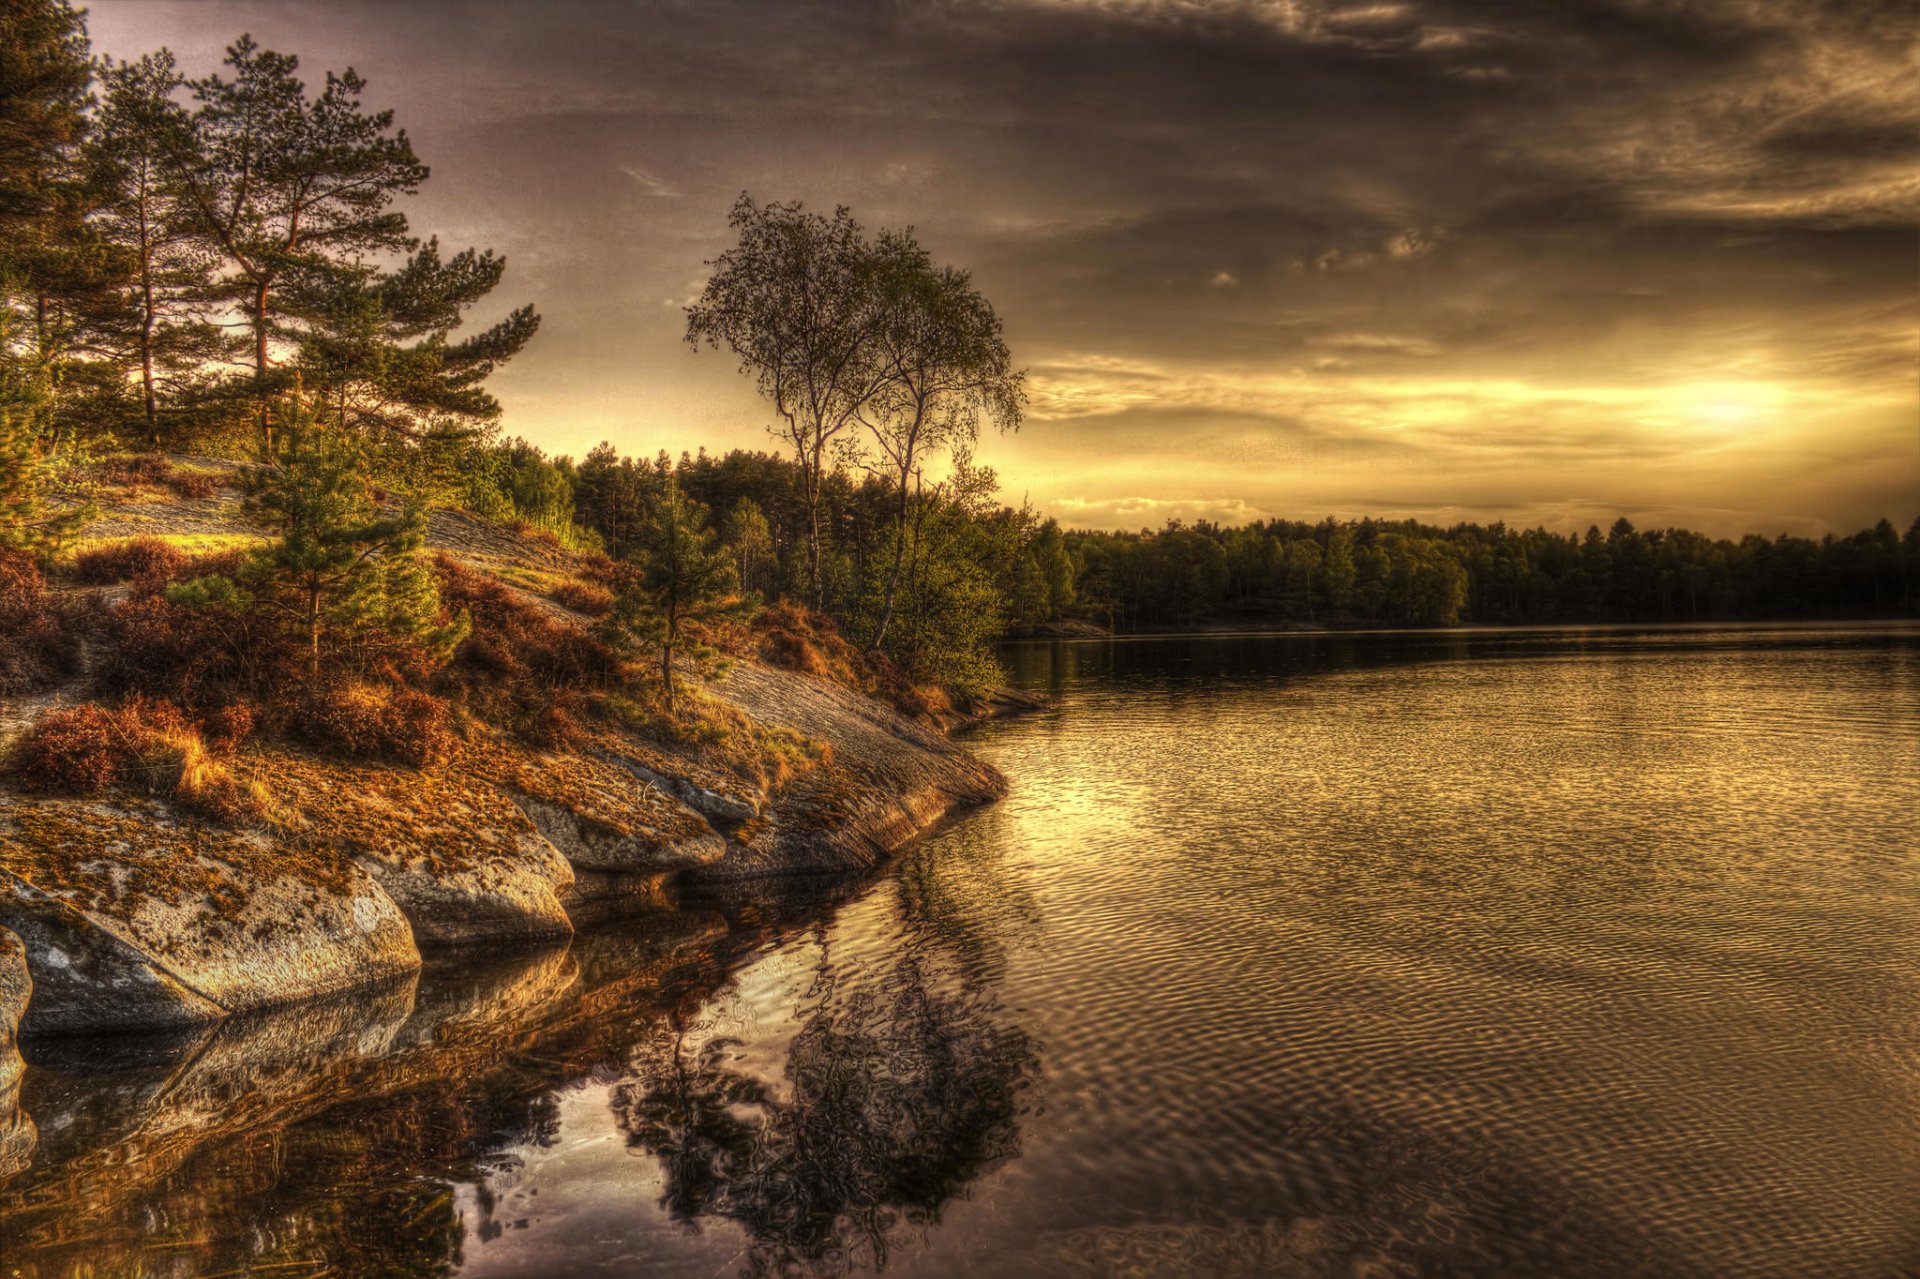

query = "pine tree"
[
  {"left": 0, "top": 374, "right": 89, "bottom": 559},
  {"left": 205, "top": 395, "right": 462, "bottom": 674},
  {"left": 291, "top": 236, "right": 539, "bottom": 441},
  {"left": 610, "top": 479, "right": 750, "bottom": 714},
  {"left": 178, "top": 37, "right": 428, "bottom": 447},
  {"left": 0, "top": 0, "right": 123, "bottom": 399},
  {"left": 88, "top": 50, "right": 227, "bottom": 445}
]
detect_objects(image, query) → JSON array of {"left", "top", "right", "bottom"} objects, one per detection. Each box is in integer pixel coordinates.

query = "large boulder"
[
  {"left": 0, "top": 928, "right": 32, "bottom": 1186},
  {"left": 267, "top": 755, "right": 576, "bottom": 946},
  {"left": 694, "top": 663, "right": 1008, "bottom": 879},
  {"left": 0, "top": 799, "right": 421, "bottom": 1035}
]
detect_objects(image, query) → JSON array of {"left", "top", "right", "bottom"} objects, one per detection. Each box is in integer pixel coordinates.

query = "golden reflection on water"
[{"left": 2, "top": 624, "right": 1916, "bottom": 1278}]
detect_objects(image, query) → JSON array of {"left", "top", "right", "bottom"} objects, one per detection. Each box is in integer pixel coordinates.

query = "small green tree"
[
  {"left": 202, "top": 396, "right": 462, "bottom": 674},
  {"left": 0, "top": 365, "right": 89, "bottom": 558},
  {"left": 720, "top": 496, "right": 777, "bottom": 601},
  {"left": 610, "top": 479, "right": 750, "bottom": 713}
]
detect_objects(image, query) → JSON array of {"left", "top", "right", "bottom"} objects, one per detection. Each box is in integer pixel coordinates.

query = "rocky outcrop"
[
  {"left": 354, "top": 831, "right": 575, "bottom": 945},
  {"left": 0, "top": 660, "right": 1012, "bottom": 1033},
  {"left": 0, "top": 929, "right": 31, "bottom": 1185},
  {"left": 695, "top": 663, "right": 1008, "bottom": 879},
  {"left": 0, "top": 799, "right": 420, "bottom": 1035}
]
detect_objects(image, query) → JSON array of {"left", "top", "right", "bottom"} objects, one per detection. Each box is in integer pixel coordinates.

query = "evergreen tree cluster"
[
  {"left": 1066, "top": 515, "right": 1920, "bottom": 631},
  {"left": 0, "top": 0, "right": 538, "bottom": 456}
]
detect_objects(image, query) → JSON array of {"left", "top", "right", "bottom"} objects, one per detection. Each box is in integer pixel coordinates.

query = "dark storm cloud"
[{"left": 87, "top": 0, "right": 1918, "bottom": 534}]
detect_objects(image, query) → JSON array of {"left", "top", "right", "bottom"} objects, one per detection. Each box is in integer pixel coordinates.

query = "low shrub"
[
  {"left": 0, "top": 549, "right": 93, "bottom": 695},
  {"left": 549, "top": 578, "right": 614, "bottom": 617},
  {"left": 95, "top": 454, "right": 219, "bottom": 501},
  {"left": 72, "top": 537, "right": 189, "bottom": 585},
  {"left": 290, "top": 681, "right": 454, "bottom": 768},
  {"left": 3, "top": 697, "right": 269, "bottom": 824},
  {"left": 749, "top": 602, "right": 945, "bottom": 720},
  {"left": 96, "top": 591, "right": 253, "bottom": 708},
  {"left": 434, "top": 555, "right": 620, "bottom": 742}
]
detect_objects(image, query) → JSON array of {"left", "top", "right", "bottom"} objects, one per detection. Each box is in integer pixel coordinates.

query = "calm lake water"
[{"left": 4, "top": 623, "right": 1918, "bottom": 1278}]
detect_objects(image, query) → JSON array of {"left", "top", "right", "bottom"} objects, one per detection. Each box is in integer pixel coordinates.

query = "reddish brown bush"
[
  {"left": 72, "top": 537, "right": 188, "bottom": 586},
  {"left": 576, "top": 553, "right": 640, "bottom": 591},
  {"left": 433, "top": 555, "right": 619, "bottom": 742},
  {"left": 549, "top": 578, "right": 614, "bottom": 617},
  {"left": 97, "top": 592, "right": 248, "bottom": 708},
  {"left": 4, "top": 703, "right": 124, "bottom": 792},
  {"left": 3, "top": 696, "right": 269, "bottom": 824},
  {"left": 749, "top": 602, "right": 951, "bottom": 721},
  {"left": 95, "top": 454, "right": 218, "bottom": 501},
  {"left": 0, "top": 549, "right": 92, "bottom": 695},
  {"left": 291, "top": 681, "right": 454, "bottom": 767},
  {"left": 199, "top": 701, "right": 256, "bottom": 754},
  {"left": 752, "top": 603, "right": 868, "bottom": 684},
  {"left": 163, "top": 470, "right": 217, "bottom": 500}
]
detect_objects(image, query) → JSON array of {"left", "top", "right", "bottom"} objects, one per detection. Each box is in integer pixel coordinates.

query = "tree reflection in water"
[{"left": 616, "top": 844, "right": 1039, "bottom": 1278}]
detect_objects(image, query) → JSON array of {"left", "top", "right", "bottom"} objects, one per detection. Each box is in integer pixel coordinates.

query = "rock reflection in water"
[
  {"left": 0, "top": 916, "right": 716, "bottom": 1277},
  {"left": 0, "top": 866, "right": 1039, "bottom": 1279}
]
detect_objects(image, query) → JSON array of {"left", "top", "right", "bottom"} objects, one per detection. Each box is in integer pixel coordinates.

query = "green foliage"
[
  {"left": 181, "top": 397, "right": 466, "bottom": 673},
  {"left": 721, "top": 497, "right": 777, "bottom": 601},
  {"left": 291, "top": 236, "right": 540, "bottom": 441},
  {"left": 856, "top": 453, "right": 1012, "bottom": 697},
  {"left": 181, "top": 35, "right": 429, "bottom": 438},
  {"left": 89, "top": 50, "right": 230, "bottom": 444},
  {"left": 0, "top": 0, "right": 105, "bottom": 380},
  {"left": 1067, "top": 512, "right": 1920, "bottom": 630},
  {"left": 0, "top": 369, "right": 89, "bottom": 558},
  {"left": 686, "top": 196, "right": 889, "bottom": 607},
  {"left": 608, "top": 478, "right": 752, "bottom": 712}
]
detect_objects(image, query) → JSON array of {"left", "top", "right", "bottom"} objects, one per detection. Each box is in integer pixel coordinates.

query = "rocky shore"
[{"left": 0, "top": 656, "right": 1015, "bottom": 1036}]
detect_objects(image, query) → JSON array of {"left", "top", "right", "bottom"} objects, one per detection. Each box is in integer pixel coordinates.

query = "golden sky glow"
[{"left": 90, "top": 0, "right": 1919, "bottom": 536}]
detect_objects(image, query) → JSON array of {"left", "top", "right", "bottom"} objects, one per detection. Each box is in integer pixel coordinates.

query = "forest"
[{"left": 3, "top": 0, "right": 1914, "bottom": 735}]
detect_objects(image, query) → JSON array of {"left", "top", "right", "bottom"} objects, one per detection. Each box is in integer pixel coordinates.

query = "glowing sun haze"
[{"left": 87, "top": 0, "right": 1918, "bottom": 536}]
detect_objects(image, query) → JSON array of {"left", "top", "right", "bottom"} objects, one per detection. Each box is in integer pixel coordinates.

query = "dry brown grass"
[{"left": 4, "top": 697, "right": 271, "bottom": 824}]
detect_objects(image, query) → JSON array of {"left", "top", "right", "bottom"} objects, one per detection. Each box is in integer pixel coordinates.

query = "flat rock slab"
[
  {"left": 0, "top": 799, "right": 420, "bottom": 1035},
  {"left": 268, "top": 760, "right": 578, "bottom": 946},
  {"left": 697, "top": 663, "right": 1008, "bottom": 878}
]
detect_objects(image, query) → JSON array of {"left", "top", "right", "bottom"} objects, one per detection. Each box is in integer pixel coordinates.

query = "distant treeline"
[
  {"left": 1061, "top": 515, "right": 1920, "bottom": 631},
  {"left": 439, "top": 438, "right": 1917, "bottom": 641}
]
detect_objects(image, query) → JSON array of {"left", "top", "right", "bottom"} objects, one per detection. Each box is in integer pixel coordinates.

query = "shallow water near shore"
[{"left": 3, "top": 622, "right": 1918, "bottom": 1277}]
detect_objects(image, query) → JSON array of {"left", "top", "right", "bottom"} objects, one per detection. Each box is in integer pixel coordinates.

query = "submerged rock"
[{"left": 0, "top": 799, "right": 421, "bottom": 1035}]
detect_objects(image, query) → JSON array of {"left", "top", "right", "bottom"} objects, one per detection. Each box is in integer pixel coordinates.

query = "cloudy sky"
[{"left": 89, "top": 0, "right": 1916, "bottom": 535}]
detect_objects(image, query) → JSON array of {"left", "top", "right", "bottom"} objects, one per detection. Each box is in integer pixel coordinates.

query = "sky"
[{"left": 87, "top": 0, "right": 1918, "bottom": 537}]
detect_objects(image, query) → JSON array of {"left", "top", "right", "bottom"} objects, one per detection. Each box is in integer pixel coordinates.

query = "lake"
[{"left": 3, "top": 623, "right": 1917, "bottom": 1277}]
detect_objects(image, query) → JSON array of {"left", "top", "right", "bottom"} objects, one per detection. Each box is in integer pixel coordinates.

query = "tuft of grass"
[{"left": 70, "top": 536, "right": 188, "bottom": 585}]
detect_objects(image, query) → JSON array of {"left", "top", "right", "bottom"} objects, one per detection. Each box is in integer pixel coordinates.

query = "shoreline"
[
  {"left": 1005, "top": 616, "right": 1918, "bottom": 644},
  {"left": 1, "top": 670, "right": 1050, "bottom": 1041}
]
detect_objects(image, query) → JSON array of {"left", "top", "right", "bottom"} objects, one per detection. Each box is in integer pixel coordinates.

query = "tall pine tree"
[{"left": 178, "top": 37, "right": 427, "bottom": 447}]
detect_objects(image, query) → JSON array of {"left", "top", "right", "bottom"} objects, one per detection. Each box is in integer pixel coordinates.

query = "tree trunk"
[
  {"left": 139, "top": 285, "right": 158, "bottom": 446},
  {"left": 661, "top": 624, "right": 676, "bottom": 714},
  {"left": 308, "top": 581, "right": 322, "bottom": 677},
  {"left": 255, "top": 279, "right": 273, "bottom": 450},
  {"left": 869, "top": 471, "right": 913, "bottom": 652},
  {"left": 803, "top": 451, "right": 824, "bottom": 612}
]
